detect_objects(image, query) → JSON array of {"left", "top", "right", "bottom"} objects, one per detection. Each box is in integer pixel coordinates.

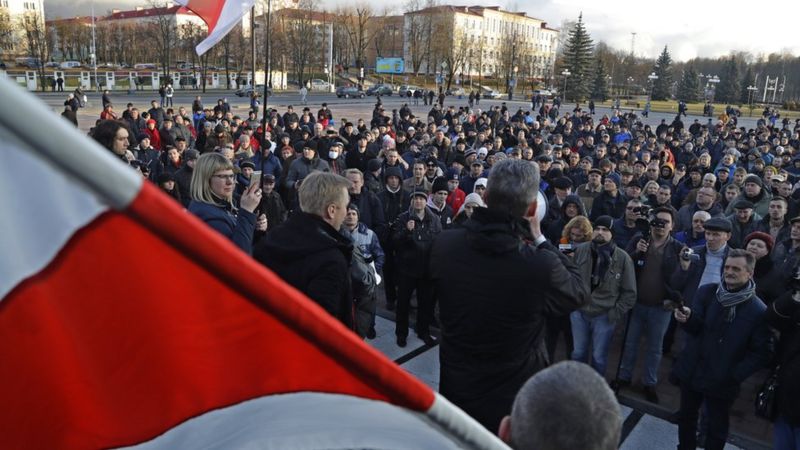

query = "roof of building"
[
  {"left": 406, "top": 5, "right": 549, "bottom": 23},
  {"left": 46, "top": 16, "right": 94, "bottom": 26},
  {"left": 103, "top": 6, "right": 198, "bottom": 21}
]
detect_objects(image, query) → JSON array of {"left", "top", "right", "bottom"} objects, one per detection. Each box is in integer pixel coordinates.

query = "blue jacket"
[
  {"left": 250, "top": 150, "right": 283, "bottom": 187},
  {"left": 672, "top": 283, "right": 771, "bottom": 399},
  {"left": 188, "top": 200, "right": 257, "bottom": 254}
]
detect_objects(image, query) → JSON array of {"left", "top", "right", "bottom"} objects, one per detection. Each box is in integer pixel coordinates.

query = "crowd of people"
[{"left": 82, "top": 89, "right": 800, "bottom": 449}]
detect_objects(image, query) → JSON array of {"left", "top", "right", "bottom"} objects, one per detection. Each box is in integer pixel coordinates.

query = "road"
[{"left": 33, "top": 89, "right": 764, "bottom": 134}]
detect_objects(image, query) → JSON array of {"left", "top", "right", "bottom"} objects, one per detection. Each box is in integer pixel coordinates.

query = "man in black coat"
[
  {"left": 254, "top": 172, "right": 354, "bottom": 327},
  {"left": 378, "top": 166, "right": 410, "bottom": 311},
  {"left": 391, "top": 188, "right": 442, "bottom": 346},
  {"left": 430, "top": 159, "right": 590, "bottom": 433},
  {"left": 345, "top": 168, "right": 387, "bottom": 241}
]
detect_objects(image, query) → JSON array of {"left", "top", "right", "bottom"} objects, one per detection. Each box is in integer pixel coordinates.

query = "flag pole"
[{"left": 261, "top": 0, "right": 272, "bottom": 143}]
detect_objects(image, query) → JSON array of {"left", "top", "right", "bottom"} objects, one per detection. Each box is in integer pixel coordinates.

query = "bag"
[{"left": 754, "top": 366, "right": 779, "bottom": 421}]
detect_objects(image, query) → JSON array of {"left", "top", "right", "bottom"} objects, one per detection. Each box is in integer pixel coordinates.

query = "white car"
[
  {"left": 480, "top": 87, "right": 503, "bottom": 99},
  {"left": 60, "top": 61, "right": 81, "bottom": 69},
  {"left": 309, "top": 79, "right": 331, "bottom": 91}
]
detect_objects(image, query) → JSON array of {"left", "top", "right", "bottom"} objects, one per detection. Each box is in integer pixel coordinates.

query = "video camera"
[{"left": 633, "top": 206, "right": 668, "bottom": 243}]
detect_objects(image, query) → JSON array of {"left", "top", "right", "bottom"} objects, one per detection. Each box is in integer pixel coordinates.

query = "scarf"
[
  {"left": 715, "top": 279, "right": 755, "bottom": 322},
  {"left": 591, "top": 241, "right": 615, "bottom": 290}
]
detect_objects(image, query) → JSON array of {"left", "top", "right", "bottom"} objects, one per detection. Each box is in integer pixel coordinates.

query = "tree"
[
  {"left": 651, "top": 45, "right": 673, "bottom": 101},
  {"left": 715, "top": 57, "right": 740, "bottom": 104},
  {"left": 676, "top": 64, "right": 701, "bottom": 102},
  {"left": 147, "top": 0, "right": 176, "bottom": 81},
  {"left": 19, "top": 12, "right": 51, "bottom": 91},
  {"left": 590, "top": 54, "right": 609, "bottom": 101},
  {"left": 739, "top": 65, "right": 755, "bottom": 104},
  {"left": 280, "top": 0, "right": 321, "bottom": 88},
  {"left": 0, "top": 7, "right": 14, "bottom": 53},
  {"left": 338, "top": 4, "right": 376, "bottom": 70},
  {"left": 559, "top": 13, "right": 594, "bottom": 102},
  {"left": 404, "top": 0, "right": 436, "bottom": 75}
]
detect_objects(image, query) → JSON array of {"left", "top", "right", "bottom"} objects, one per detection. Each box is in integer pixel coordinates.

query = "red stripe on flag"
[
  {"left": 182, "top": 0, "right": 226, "bottom": 31},
  {"left": 0, "top": 183, "right": 433, "bottom": 449}
]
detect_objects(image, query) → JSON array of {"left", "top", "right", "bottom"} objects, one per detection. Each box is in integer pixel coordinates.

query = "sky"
[{"left": 45, "top": 0, "right": 800, "bottom": 62}]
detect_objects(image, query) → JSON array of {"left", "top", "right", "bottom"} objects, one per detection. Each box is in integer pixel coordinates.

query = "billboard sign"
[{"left": 376, "top": 58, "right": 404, "bottom": 74}]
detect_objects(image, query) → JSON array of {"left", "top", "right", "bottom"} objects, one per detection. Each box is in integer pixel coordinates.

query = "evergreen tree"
[
  {"left": 560, "top": 13, "right": 594, "bottom": 102},
  {"left": 715, "top": 58, "right": 740, "bottom": 104},
  {"left": 676, "top": 65, "right": 701, "bottom": 102},
  {"left": 739, "top": 66, "right": 755, "bottom": 104},
  {"left": 651, "top": 46, "right": 673, "bottom": 101},
  {"left": 591, "top": 55, "right": 609, "bottom": 101}
]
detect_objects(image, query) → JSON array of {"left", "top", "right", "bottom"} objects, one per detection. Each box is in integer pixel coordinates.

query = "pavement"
[{"left": 31, "top": 88, "right": 766, "bottom": 135}]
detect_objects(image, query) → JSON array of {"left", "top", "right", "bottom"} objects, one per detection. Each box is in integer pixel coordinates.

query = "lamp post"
[
  {"left": 509, "top": 66, "right": 518, "bottom": 100},
  {"left": 626, "top": 76, "right": 634, "bottom": 97},
  {"left": 561, "top": 69, "right": 570, "bottom": 103},
  {"left": 647, "top": 72, "right": 658, "bottom": 101},
  {"left": 747, "top": 85, "right": 758, "bottom": 116}
]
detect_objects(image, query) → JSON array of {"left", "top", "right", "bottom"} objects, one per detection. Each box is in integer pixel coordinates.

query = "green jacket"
[{"left": 573, "top": 241, "right": 637, "bottom": 323}]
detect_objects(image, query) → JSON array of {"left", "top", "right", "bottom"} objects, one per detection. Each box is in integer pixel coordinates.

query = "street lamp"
[
  {"left": 626, "top": 76, "right": 634, "bottom": 97},
  {"left": 647, "top": 72, "right": 658, "bottom": 101},
  {"left": 561, "top": 69, "right": 571, "bottom": 103},
  {"left": 509, "top": 66, "right": 518, "bottom": 100},
  {"left": 747, "top": 85, "right": 758, "bottom": 116}
]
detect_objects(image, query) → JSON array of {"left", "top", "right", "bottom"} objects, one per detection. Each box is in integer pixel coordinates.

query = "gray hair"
[
  {"left": 485, "top": 159, "right": 540, "bottom": 217},
  {"left": 510, "top": 361, "right": 621, "bottom": 450},
  {"left": 298, "top": 171, "right": 351, "bottom": 218}
]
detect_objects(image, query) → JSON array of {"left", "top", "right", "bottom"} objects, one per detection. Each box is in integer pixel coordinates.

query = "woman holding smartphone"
[{"left": 188, "top": 153, "right": 264, "bottom": 254}]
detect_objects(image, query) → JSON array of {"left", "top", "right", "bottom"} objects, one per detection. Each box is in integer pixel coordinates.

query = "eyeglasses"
[{"left": 212, "top": 174, "right": 236, "bottom": 181}]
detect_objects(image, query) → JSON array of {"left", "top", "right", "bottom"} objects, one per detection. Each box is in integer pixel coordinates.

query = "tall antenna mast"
[{"left": 630, "top": 32, "right": 636, "bottom": 57}]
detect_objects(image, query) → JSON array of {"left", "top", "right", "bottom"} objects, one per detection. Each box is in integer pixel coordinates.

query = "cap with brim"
[
  {"left": 240, "top": 161, "right": 255, "bottom": 170},
  {"left": 732, "top": 199, "right": 754, "bottom": 210},
  {"left": 703, "top": 217, "right": 732, "bottom": 232},
  {"left": 790, "top": 216, "right": 800, "bottom": 224},
  {"left": 263, "top": 174, "right": 276, "bottom": 182},
  {"left": 588, "top": 168, "right": 602, "bottom": 176}
]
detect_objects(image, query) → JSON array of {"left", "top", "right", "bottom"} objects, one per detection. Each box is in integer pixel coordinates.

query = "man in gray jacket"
[{"left": 571, "top": 215, "right": 637, "bottom": 376}]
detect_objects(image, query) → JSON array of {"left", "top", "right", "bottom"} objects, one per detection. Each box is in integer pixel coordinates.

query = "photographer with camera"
[
  {"left": 612, "top": 207, "right": 684, "bottom": 403},
  {"left": 672, "top": 249, "right": 771, "bottom": 450}
]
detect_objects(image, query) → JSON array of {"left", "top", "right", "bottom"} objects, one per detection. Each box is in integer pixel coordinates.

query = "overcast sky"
[{"left": 46, "top": 0, "right": 800, "bottom": 62}]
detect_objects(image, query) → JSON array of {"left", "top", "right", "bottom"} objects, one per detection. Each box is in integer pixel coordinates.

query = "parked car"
[
  {"left": 44, "top": 62, "right": 60, "bottom": 68},
  {"left": 398, "top": 85, "right": 421, "bottom": 97},
  {"left": 134, "top": 63, "right": 157, "bottom": 70},
  {"left": 235, "top": 84, "right": 272, "bottom": 97},
  {"left": 60, "top": 61, "right": 82, "bottom": 69},
  {"left": 309, "top": 78, "right": 331, "bottom": 91},
  {"left": 533, "top": 89, "right": 553, "bottom": 97},
  {"left": 480, "top": 86, "right": 503, "bottom": 99},
  {"left": 336, "top": 86, "right": 366, "bottom": 98},
  {"left": 366, "top": 84, "right": 393, "bottom": 96},
  {"left": 445, "top": 87, "right": 465, "bottom": 96},
  {"left": 15, "top": 57, "right": 42, "bottom": 68}
]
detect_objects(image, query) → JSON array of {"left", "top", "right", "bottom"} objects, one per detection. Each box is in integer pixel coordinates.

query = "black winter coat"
[
  {"left": 430, "top": 207, "right": 590, "bottom": 432},
  {"left": 672, "top": 283, "right": 771, "bottom": 400},
  {"left": 766, "top": 292, "right": 800, "bottom": 425},
  {"left": 391, "top": 207, "right": 442, "bottom": 278},
  {"left": 254, "top": 212, "right": 353, "bottom": 327}
]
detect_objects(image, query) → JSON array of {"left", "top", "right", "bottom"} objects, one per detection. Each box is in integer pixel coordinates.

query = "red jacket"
[{"left": 447, "top": 189, "right": 466, "bottom": 214}]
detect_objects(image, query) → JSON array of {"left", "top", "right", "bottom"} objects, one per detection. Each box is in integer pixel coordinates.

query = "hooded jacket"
[
  {"left": 254, "top": 212, "right": 353, "bottom": 327},
  {"left": 545, "top": 194, "right": 587, "bottom": 243}
]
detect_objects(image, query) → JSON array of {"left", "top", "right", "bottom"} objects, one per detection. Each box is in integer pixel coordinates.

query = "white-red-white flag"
[
  {"left": 174, "top": 0, "right": 255, "bottom": 55},
  {"left": 0, "top": 77, "right": 509, "bottom": 450}
]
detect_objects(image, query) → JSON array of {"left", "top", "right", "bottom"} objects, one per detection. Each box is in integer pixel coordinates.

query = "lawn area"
[{"left": 592, "top": 99, "right": 800, "bottom": 119}]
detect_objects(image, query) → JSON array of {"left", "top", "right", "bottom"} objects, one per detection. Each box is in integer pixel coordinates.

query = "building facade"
[
  {"left": 0, "top": 0, "right": 46, "bottom": 60},
  {"left": 403, "top": 5, "right": 558, "bottom": 81}
]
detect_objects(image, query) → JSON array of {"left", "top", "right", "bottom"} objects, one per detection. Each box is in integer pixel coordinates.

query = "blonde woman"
[{"left": 188, "top": 153, "right": 264, "bottom": 254}]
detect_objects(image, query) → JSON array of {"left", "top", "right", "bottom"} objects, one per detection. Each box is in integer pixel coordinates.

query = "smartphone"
[{"left": 250, "top": 170, "right": 262, "bottom": 189}]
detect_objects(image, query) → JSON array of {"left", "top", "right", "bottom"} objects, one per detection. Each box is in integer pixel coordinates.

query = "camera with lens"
[{"left": 634, "top": 206, "right": 667, "bottom": 243}]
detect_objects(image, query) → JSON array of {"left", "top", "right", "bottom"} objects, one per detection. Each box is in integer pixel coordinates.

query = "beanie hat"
[
  {"left": 432, "top": 176, "right": 449, "bottom": 194},
  {"left": 367, "top": 158, "right": 382, "bottom": 172},
  {"left": 156, "top": 172, "right": 175, "bottom": 184},
  {"left": 605, "top": 172, "right": 621, "bottom": 188},
  {"left": 347, "top": 203, "right": 360, "bottom": 216},
  {"left": 743, "top": 231, "right": 774, "bottom": 254},
  {"left": 446, "top": 167, "right": 461, "bottom": 181},
  {"left": 744, "top": 174, "right": 764, "bottom": 188},
  {"left": 594, "top": 215, "right": 614, "bottom": 231}
]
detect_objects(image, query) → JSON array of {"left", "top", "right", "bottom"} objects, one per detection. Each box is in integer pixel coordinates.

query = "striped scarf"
[{"left": 715, "top": 279, "right": 755, "bottom": 322}]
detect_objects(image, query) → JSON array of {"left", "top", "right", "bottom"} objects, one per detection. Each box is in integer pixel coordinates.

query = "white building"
[
  {"left": 0, "top": 0, "right": 46, "bottom": 58},
  {"left": 403, "top": 5, "right": 558, "bottom": 80}
]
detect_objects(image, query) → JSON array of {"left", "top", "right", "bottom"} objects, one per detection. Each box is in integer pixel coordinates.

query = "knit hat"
[
  {"left": 384, "top": 165, "right": 403, "bottom": 181},
  {"left": 367, "top": 158, "right": 382, "bottom": 172},
  {"left": 743, "top": 231, "right": 774, "bottom": 254},
  {"left": 594, "top": 215, "right": 613, "bottom": 231},
  {"left": 605, "top": 172, "right": 621, "bottom": 188},
  {"left": 446, "top": 168, "right": 461, "bottom": 181},
  {"left": 474, "top": 177, "right": 488, "bottom": 190},
  {"left": 744, "top": 174, "right": 764, "bottom": 188},
  {"left": 432, "top": 177, "right": 449, "bottom": 194}
]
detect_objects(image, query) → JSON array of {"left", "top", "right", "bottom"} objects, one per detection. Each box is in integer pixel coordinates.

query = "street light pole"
[
  {"left": 647, "top": 72, "right": 658, "bottom": 101},
  {"left": 708, "top": 74, "right": 720, "bottom": 103},
  {"left": 561, "top": 69, "right": 570, "bottom": 104},
  {"left": 747, "top": 85, "right": 758, "bottom": 116}
]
